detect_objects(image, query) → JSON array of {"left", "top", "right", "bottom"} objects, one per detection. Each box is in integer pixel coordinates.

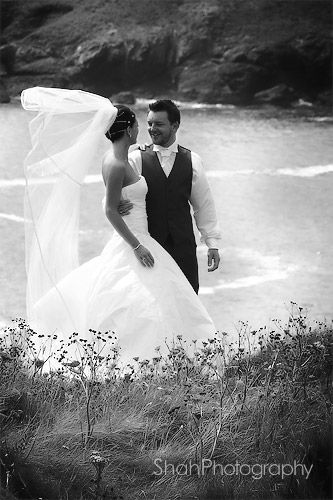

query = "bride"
[{"left": 21, "top": 87, "right": 217, "bottom": 367}]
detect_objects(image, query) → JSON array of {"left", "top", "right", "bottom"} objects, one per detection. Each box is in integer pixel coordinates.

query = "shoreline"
[{"left": 1, "top": 96, "right": 333, "bottom": 120}]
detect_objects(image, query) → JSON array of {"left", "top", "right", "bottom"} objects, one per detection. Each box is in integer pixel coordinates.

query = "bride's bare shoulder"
[
  {"left": 103, "top": 151, "right": 126, "bottom": 171},
  {"left": 102, "top": 153, "right": 126, "bottom": 184},
  {"left": 103, "top": 149, "right": 123, "bottom": 166}
]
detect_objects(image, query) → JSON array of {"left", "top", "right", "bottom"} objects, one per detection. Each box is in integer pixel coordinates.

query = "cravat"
[
  {"left": 158, "top": 148, "right": 173, "bottom": 176},
  {"left": 159, "top": 148, "right": 172, "bottom": 155}
]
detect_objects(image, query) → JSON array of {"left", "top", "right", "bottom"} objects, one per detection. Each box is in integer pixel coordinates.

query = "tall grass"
[{"left": 0, "top": 305, "right": 331, "bottom": 500}]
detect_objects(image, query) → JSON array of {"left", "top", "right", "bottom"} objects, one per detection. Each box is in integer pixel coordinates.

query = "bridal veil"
[{"left": 21, "top": 87, "right": 117, "bottom": 331}]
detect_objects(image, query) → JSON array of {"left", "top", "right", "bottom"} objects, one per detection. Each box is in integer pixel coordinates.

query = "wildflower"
[
  {"left": 169, "top": 347, "right": 180, "bottom": 356},
  {"left": 63, "top": 360, "right": 80, "bottom": 368},
  {"left": 235, "top": 379, "right": 245, "bottom": 390},
  {"left": 90, "top": 450, "right": 107, "bottom": 473}
]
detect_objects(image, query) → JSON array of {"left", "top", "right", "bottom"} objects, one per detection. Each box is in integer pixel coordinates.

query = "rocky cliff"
[{"left": 1, "top": 0, "right": 332, "bottom": 107}]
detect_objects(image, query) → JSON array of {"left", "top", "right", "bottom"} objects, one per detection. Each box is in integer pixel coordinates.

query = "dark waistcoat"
[{"left": 141, "top": 145, "right": 196, "bottom": 247}]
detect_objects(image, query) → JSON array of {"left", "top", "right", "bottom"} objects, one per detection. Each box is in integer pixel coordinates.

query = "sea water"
[{"left": 0, "top": 100, "right": 332, "bottom": 337}]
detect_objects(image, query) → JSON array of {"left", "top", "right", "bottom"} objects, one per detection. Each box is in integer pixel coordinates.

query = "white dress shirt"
[{"left": 128, "top": 143, "right": 221, "bottom": 249}]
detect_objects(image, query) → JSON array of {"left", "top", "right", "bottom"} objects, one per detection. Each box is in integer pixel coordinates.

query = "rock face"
[
  {"left": 254, "top": 84, "right": 295, "bottom": 106},
  {"left": 1, "top": 0, "right": 332, "bottom": 107}
]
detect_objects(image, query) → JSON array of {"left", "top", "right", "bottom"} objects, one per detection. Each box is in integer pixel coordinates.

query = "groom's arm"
[{"left": 190, "top": 152, "right": 221, "bottom": 272}]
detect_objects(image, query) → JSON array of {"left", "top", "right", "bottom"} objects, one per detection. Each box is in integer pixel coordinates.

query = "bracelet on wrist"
[{"left": 133, "top": 243, "right": 142, "bottom": 251}]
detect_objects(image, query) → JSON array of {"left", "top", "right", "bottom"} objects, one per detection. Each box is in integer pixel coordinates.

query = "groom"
[{"left": 122, "top": 99, "right": 221, "bottom": 293}]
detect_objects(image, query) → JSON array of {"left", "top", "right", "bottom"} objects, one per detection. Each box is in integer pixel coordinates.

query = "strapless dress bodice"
[{"left": 103, "top": 175, "right": 149, "bottom": 236}]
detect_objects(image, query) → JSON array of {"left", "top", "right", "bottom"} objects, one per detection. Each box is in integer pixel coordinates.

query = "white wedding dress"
[{"left": 32, "top": 175, "right": 216, "bottom": 365}]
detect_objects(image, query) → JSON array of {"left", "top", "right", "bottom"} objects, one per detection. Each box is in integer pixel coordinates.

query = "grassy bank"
[{"left": 0, "top": 305, "right": 332, "bottom": 499}]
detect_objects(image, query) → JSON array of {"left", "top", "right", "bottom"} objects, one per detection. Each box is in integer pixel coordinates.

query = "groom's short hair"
[{"left": 149, "top": 99, "right": 180, "bottom": 125}]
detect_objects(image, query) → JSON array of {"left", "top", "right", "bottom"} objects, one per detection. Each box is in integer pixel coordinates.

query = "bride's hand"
[
  {"left": 134, "top": 244, "right": 154, "bottom": 267},
  {"left": 129, "top": 143, "right": 150, "bottom": 152}
]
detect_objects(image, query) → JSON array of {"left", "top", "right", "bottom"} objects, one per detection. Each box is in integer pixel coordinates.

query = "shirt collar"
[{"left": 153, "top": 142, "right": 178, "bottom": 154}]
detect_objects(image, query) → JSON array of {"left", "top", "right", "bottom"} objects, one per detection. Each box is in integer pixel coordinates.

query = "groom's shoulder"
[
  {"left": 178, "top": 144, "right": 190, "bottom": 152},
  {"left": 179, "top": 146, "right": 203, "bottom": 167},
  {"left": 178, "top": 145, "right": 200, "bottom": 161}
]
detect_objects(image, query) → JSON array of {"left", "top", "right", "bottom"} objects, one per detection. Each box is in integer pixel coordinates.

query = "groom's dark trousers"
[{"left": 141, "top": 145, "right": 199, "bottom": 294}]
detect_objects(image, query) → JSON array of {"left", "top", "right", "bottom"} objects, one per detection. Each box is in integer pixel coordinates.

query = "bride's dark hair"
[{"left": 105, "top": 104, "right": 136, "bottom": 143}]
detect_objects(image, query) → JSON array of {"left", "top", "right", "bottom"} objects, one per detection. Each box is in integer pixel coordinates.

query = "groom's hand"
[
  {"left": 207, "top": 248, "right": 220, "bottom": 272},
  {"left": 118, "top": 199, "right": 133, "bottom": 216}
]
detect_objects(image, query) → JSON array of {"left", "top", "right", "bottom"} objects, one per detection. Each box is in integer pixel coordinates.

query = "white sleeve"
[
  {"left": 128, "top": 148, "right": 142, "bottom": 174},
  {"left": 190, "top": 151, "right": 221, "bottom": 248}
]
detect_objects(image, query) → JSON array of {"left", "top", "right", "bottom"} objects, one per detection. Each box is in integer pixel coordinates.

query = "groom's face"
[{"left": 147, "top": 111, "right": 178, "bottom": 147}]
